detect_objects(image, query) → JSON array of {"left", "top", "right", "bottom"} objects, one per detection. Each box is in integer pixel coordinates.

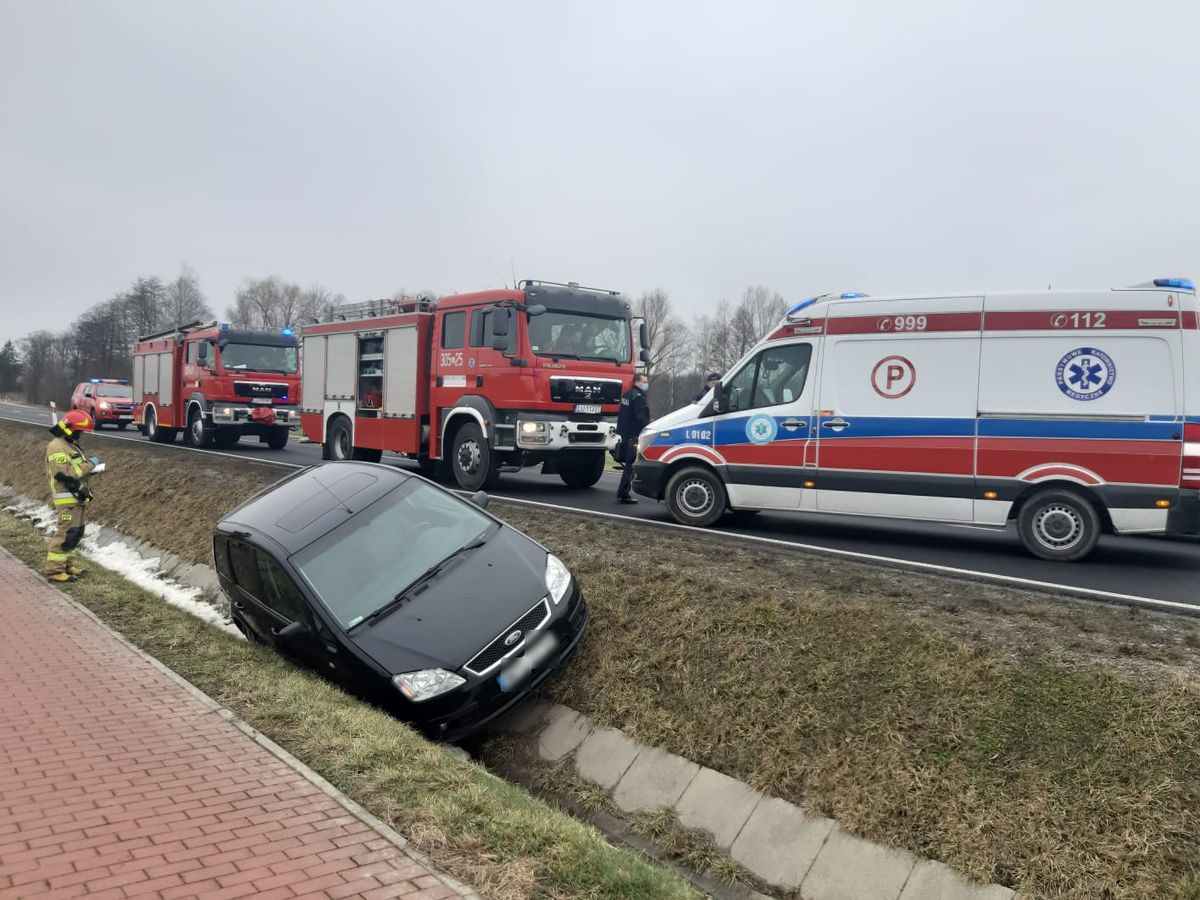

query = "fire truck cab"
[
  {"left": 132, "top": 321, "right": 301, "bottom": 449},
  {"left": 300, "top": 280, "right": 647, "bottom": 490}
]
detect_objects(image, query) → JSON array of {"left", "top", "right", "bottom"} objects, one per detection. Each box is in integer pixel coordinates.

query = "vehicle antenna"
[
  {"left": 311, "top": 474, "right": 354, "bottom": 516},
  {"left": 509, "top": 259, "right": 517, "bottom": 290}
]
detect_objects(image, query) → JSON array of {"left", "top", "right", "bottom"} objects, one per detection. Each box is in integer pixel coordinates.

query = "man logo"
[{"left": 504, "top": 630, "right": 523, "bottom": 647}]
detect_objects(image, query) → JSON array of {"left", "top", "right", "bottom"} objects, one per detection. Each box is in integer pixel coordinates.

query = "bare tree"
[
  {"left": 297, "top": 283, "right": 342, "bottom": 323},
  {"left": 635, "top": 289, "right": 693, "bottom": 413},
  {"left": 164, "top": 264, "right": 212, "bottom": 327},
  {"left": 123, "top": 276, "right": 166, "bottom": 339},
  {"left": 19, "top": 331, "right": 55, "bottom": 405}
]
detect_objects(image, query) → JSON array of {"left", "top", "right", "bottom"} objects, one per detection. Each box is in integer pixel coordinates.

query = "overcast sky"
[{"left": 2, "top": 0, "right": 1198, "bottom": 344}]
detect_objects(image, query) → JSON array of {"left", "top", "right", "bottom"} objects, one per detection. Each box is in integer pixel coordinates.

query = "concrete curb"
[
  {"left": 0, "top": 546, "right": 480, "bottom": 900},
  {"left": 526, "top": 703, "right": 1016, "bottom": 900}
]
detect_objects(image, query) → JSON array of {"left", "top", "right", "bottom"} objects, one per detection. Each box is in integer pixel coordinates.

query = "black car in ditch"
[{"left": 212, "top": 461, "right": 588, "bottom": 741}]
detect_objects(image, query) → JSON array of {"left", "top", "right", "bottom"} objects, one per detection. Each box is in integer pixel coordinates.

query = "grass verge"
[
  {"left": 4, "top": 419, "right": 1200, "bottom": 897},
  {"left": 0, "top": 507, "right": 698, "bottom": 900}
]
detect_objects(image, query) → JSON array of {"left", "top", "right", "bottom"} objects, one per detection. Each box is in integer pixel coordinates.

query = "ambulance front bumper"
[
  {"left": 1166, "top": 489, "right": 1200, "bottom": 534},
  {"left": 632, "top": 459, "right": 667, "bottom": 499}
]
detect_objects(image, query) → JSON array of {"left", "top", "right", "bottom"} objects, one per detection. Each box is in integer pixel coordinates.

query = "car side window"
[
  {"left": 255, "top": 553, "right": 308, "bottom": 623},
  {"left": 227, "top": 540, "right": 264, "bottom": 597},
  {"left": 213, "top": 534, "right": 232, "bottom": 580},
  {"left": 442, "top": 312, "right": 465, "bottom": 349}
]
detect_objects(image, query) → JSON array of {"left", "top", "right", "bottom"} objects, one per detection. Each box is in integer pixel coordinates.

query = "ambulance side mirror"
[{"left": 710, "top": 381, "right": 724, "bottom": 414}]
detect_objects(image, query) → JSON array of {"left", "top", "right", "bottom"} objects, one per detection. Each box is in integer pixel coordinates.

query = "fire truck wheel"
[
  {"left": 144, "top": 409, "right": 176, "bottom": 444},
  {"left": 1017, "top": 488, "right": 1102, "bottom": 562},
  {"left": 451, "top": 422, "right": 500, "bottom": 491},
  {"left": 665, "top": 465, "right": 726, "bottom": 527},
  {"left": 324, "top": 417, "right": 353, "bottom": 461},
  {"left": 185, "top": 406, "right": 215, "bottom": 448},
  {"left": 265, "top": 429, "right": 289, "bottom": 450},
  {"left": 559, "top": 451, "right": 606, "bottom": 488},
  {"left": 117, "top": 422, "right": 128, "bottom": 430}
]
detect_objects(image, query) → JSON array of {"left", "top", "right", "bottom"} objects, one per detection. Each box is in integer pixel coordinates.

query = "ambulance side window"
[{"left": 725, "top": 343, "right": 812, "bottom": 413}]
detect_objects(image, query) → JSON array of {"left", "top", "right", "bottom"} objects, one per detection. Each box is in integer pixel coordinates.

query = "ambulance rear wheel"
[
  {"left": 1017, "top": 488, "right": 1101, "bottom": 562},
  {"left": 452, "top": 422, "right": 500, "bottom": 491},
  {"left": 665, "top": 466, "right": 726, "bottom": 528}
]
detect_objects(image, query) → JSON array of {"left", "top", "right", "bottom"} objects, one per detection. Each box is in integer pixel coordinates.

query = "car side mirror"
[
  {"left": 639, "top": 320, "right": 649, "bottom": 351},
  {"left": 639, "top": 348, "right": 650, "bottom": 364},
  {"left": 469, "top": 490, "right": 489, "bottom": 509},
  {"left": 274, "top": 620, "right": 310, "bottom": 641},
  {"left": 491, "top": 310, "right": 510, "bottom": 337},
  {"left": 711, "top": 381, "right": 724, "bottom": 414},
  {"left": 197, "top": 343, "right": 208, "bottom": 364}
]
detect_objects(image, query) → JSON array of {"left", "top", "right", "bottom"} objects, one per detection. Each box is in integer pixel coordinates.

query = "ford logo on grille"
[{"left": 504, "top": 630, "right": 523, "bottom": 647}]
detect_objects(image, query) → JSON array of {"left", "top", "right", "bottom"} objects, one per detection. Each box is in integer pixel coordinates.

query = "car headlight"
[
  {"left": 99, "top": 402, "right": 110, "bottom": 409},
  {"left": 637, "top": 428, "right": 655, "bottom": 456},
  {"left": 545, "top": 553, "right": 572, "bottom": 605},
  {"left": 392, "top": 669, "right": 465, "bottom": 702}
]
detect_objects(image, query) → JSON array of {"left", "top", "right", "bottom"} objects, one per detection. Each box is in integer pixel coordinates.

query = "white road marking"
[{"left": 1, "top": 404, "right": 1193, "bottom": 616}]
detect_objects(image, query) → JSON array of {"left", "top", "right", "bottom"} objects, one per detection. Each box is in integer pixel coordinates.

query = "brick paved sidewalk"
[{"left": 0, "top": 549, "right": 474, "bottom": 900}]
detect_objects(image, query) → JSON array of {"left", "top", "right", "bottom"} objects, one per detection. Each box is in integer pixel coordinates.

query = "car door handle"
[
  {"left": 781, "top": 418, "right": 806, "bottom": 432},
  {"left": 821, "top": 418, "right": 850, "bottom": 431}
]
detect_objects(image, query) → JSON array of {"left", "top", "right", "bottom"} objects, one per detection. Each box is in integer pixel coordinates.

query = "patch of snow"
[{"left": 4, "top": 499, "right": 243, "bottom": 639}]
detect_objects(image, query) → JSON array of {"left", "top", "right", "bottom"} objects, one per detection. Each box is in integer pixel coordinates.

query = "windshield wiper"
[{"left": 349, "top": 535, "right": 491, "bottom": 632}]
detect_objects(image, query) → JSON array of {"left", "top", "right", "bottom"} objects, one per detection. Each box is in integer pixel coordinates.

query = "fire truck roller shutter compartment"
[
  {"left": 157, "top": 351, "right": 173, "bottom": 407},
  {"left": 326, "top": 333, "right": 356, "bottom": 401},
  {"left": 132, "top": 355, "right": 143, "bottom": 402},
  {"left": 302, "top": 335, "right": 326, "bottom": 412},
  {"left": 384, "top": 326, "right": 418, "bottom": 417},
  {"left": 815, "top": 295, "right": 983, "bottom": 522},
  {"left": 144, "top": 353, "right": 160, "bottom": 401}
]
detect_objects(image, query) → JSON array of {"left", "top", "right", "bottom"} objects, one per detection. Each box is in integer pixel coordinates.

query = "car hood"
[{"left": 348, "top": 526, "right": 551, "bottom": 675}]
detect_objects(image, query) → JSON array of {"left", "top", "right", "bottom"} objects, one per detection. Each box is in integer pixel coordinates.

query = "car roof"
[{"left": 218, "top": 462, "right": 412, "bottom": 554}]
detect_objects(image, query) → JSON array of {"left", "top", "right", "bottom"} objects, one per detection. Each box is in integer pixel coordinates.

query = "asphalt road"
[{"left": 4, "top": 400, "right": 1199, "bottom": 612}]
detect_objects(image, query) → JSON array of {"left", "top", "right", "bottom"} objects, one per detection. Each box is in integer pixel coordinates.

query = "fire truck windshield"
[
  {"left": 219, "top": 343, "right": 299, "bottom": 374},
  {"left": 527, "top": 311, "right": 630, "bottom": 363}
]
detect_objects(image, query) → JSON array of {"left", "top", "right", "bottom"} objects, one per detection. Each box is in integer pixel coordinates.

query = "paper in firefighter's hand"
[{"left": 91, "top": 462, "right": 106, "bottom": 474}]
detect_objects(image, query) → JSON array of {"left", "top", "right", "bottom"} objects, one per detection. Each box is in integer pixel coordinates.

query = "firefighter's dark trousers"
[{"left": 45, "top": 503, "right": 86, "bottom": 575}]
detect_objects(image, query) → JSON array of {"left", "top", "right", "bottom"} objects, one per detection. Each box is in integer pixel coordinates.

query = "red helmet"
[{"left": 59, "top": 409, "right": 95, "bottom": 435}]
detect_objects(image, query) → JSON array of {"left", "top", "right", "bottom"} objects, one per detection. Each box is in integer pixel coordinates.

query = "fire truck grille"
[
  {"left": 549, "top": 378, "right": 622, "bottom": 404},
  {"left": 233, "top": 381, "right": 289, "bottom": 400},
  {"left": 464, "top": 599, "right": 551, "bottom": 675}
]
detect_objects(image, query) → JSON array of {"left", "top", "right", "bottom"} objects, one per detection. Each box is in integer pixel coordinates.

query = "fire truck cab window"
[
  {"left": 186, "top": 342, "right": 199, "bottom": 365},
  {"left": 470, "top": 309, "right": 514, "bottom": 353},
  {"left": 442, "top": 312, "right": 466, "bottom": 349}
]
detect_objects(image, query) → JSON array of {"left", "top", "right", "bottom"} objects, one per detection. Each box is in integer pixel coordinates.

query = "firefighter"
[
  {"left": 44, "top": 409, "right": 100, "bottom": 582},
  {"left": 615, "top": 373, "right": 651, "bottom": 504}
]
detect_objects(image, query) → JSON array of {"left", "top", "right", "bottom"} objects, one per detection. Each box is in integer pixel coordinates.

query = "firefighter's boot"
[
  {"left": 47, "top": 572, "right": 75, "bottom": 584},
  {"left": 66, "top": 562, "right": 86, "bottom": 577}
]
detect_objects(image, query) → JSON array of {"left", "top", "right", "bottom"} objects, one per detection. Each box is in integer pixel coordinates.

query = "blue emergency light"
[
  {"left": 1154, "top": 277, "right": 1195, "bottom": 290},
  {"left": 281, "top": 328, "right": 294, "bottom": 336},
  {"left": 90, "top": 378, "right": 101, "bottom": 383},
  {"left": 786, "top": 291, "right": 868, "bottom": 318},
  {"left": 219, "top": 322, "right": 230, "bottom": 331}
]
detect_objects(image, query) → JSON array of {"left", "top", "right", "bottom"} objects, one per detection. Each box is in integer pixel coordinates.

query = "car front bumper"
[
  {"left": 632, "top": 458, "right": 667, "bottom": 499},
  {"left": 418, "top": 587, "right": 590, "bottom": 743}
]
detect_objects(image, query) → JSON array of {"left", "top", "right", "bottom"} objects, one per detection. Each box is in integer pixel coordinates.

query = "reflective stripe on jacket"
[{"left": 45, "top": 435, "right": 94, "bottom": 505}]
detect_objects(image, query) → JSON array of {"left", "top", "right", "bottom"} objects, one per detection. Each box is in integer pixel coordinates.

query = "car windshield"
[
  {"left": 291, "top": 480, "right": 497, "bottom": 629},
  {"left": 95, "top": 385, "right": 132, "bottom": 398},
  {"left": 220, "top": 342, "right": 299, "bottom": 374},
  {"left": 527, "top": 311, "right": 631, "bottom": 363}
]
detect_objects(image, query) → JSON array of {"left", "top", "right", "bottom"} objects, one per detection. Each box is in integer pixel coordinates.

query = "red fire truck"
[
  {"left": 131, "top": 321, "right": 301, "bottom": 449},
  {"left": 299, "top": 280, "right": 648, "bottom": 490}
]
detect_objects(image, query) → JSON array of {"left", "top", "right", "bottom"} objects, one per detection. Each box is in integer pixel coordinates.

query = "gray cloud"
[{"left": 2, "top": 0, "right": 1198, "bottom": 343}]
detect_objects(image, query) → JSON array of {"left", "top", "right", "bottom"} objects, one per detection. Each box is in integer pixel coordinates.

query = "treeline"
[{"left": 9, "top": 268, "right": 787, "bottom": 415}]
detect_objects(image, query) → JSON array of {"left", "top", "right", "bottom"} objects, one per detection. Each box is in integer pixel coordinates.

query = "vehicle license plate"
[
  {"left": 574, "top": 403, "right": 602, "bottom": 414},
  {"left": 497, "top": 631, "right": 559, "bottom": 692},
  {"left": 119, "top": 415, "right": 133, "bottom": 420}
]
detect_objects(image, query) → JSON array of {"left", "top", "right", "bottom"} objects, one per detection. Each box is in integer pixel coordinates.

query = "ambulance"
[{"left": 632, "top": 278, "right": 1200, "bottom": 561}]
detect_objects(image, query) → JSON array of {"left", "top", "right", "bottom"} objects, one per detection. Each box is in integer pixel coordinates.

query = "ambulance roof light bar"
[
  {"left": 1153, "top": 277, "right": 1194, "bottom": 291},
  {"left": 786, "top": 291, "right": 869, "bottom": 320}
]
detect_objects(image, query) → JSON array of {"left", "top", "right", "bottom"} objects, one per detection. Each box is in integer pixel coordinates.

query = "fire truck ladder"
[{"left": 321, "top": 296, "right": 433, "bottom": 323}]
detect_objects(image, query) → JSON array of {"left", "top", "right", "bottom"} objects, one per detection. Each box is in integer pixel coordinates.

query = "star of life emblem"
[{"left": 1055, "top": 347, "right": 1115, "bottom": 401}]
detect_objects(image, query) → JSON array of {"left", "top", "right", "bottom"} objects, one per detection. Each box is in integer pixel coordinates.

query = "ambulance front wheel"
[
  {"left": 665, "top": 466, "right": 726, "bottom": 528},
  {"left": 1017, "top": 488, "right": 1102, "bottom": 562}
]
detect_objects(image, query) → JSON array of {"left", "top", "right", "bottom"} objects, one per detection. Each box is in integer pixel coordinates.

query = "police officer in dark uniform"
[
  {"left": 616, "top": 373, "right": 651, "bottom": 503},
  {"left": 694, "top": 372, "right": 721, "bottom": 403}
]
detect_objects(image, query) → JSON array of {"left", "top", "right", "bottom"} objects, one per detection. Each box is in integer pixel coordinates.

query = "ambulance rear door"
[{"left": 815, "top": 296, "right": 983, "bottom": 522}]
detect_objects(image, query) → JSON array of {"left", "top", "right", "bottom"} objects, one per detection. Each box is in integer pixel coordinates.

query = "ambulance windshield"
[{"left": 527, "top": 311, "right": 631, "bottom": 363}]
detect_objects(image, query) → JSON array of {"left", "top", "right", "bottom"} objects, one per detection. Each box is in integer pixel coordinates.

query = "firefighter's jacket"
[{"left": 46, "top": 436, "right": 96, "bottom": 507}]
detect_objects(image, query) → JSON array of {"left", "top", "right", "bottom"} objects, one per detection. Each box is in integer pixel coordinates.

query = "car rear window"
[{"left": 275, "top": 471, "right": 380, "bottom": 534}]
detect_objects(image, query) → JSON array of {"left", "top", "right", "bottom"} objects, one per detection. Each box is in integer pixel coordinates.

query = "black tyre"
[
  {"left": 664, "top": 465, "right": 726, "bottom": 527},
  {"left": 1016, "top": 488, "right": 1102, "bottom": 562},
  {"left": 451, "top": 422, "right": 499, "bottom": 491},
  {"left": 352, "top": 446, "right": 383, "bottom": 462},
  {"left": 117, "top": 422, "right": 128, "bottom": 430},
  {"left": 213, "top": 429, "right": 240, "bottom": 449},
  {"left": 323, "top": 417, "right": 353, "bottom": 461},
  {"left": 144, "top": 408, "right": 176, "bottom": 444},
  {"left": 559, "top": 451, "right": 607, "bottom": 489},
  {"left": 265, "top": 428, "right": 289, "bottom": 450},
  {"left": 184, "top": 405, "right": 214, "bottom": 448}
]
